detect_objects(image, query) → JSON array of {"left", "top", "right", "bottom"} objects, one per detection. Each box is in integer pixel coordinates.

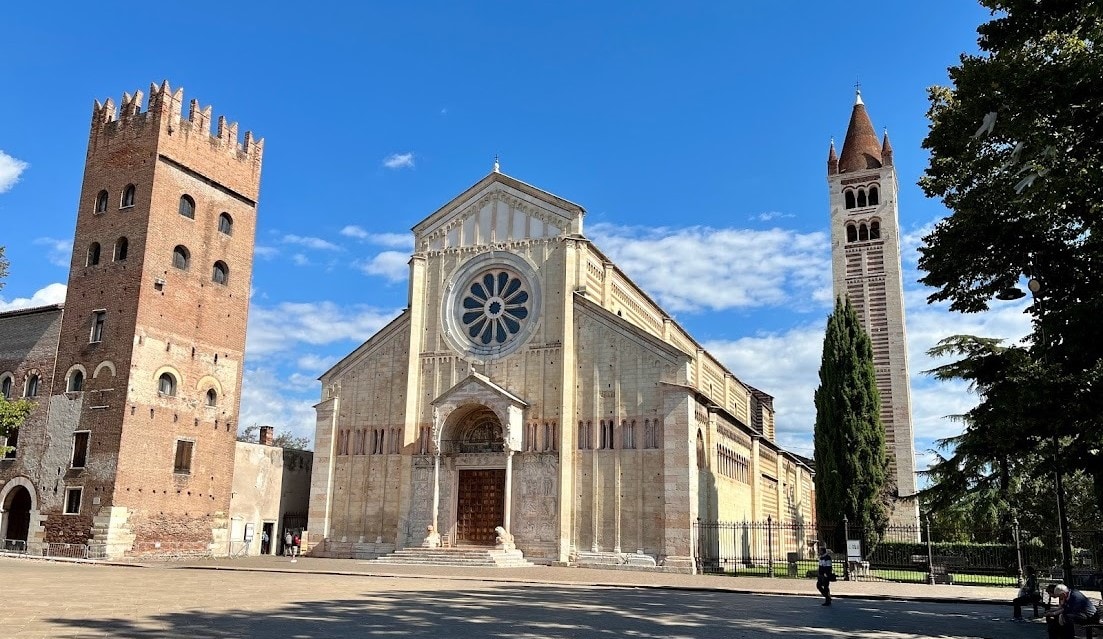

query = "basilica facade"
[{"left": 307, "top": 168, "right": 815, "bottom": 571}]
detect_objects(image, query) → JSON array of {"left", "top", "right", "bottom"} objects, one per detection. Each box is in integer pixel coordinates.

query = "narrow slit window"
[
  {"left": 87, "top": 243, "right": 101, "bottom": 266},
  {"left": 72, "top": 431, "right": 90, "bottom": 468},
  {"left": 91, "top": 311, "right": 106, "bottom": 343}
]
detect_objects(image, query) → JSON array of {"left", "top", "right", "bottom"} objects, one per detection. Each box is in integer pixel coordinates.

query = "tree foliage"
[
  {"left": 918, "top": 1, "right": 1103, "bottom": 520},
  {"left": 813, "top": 297, "right": 890, "bottom": 539},
  {"left": 0, "top": 395, "right": 33, "bottom": 455},
  {"left": 237, "top": 424, "right": 312, "bottom": 451}
]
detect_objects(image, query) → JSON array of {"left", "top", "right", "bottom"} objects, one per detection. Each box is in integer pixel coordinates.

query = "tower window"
[
  {"left": 844, "top": 190, "right": 856, "bottom": 209},
  {"left": 173, "top": 245, "right": 190, "bottom": 270},
  {"left": 158, "top": 372, "right": 177, "bottom": 396},
  {"left": 25, "top": 374, "right": 40, "bottom": 397},
  {"left": 206, "top": 388, "right": 217, "bottom": 407},
  {"left": 868, "top": 186, "right": 879, "bottom": 206},
  {"left": 179, "top": 195, "right": 196, "bottom": 219},
  {"left": 846, "top": 224, "right": 857, "bottom": 243},
  {"left": 72, "top": 431, "right": 90, "bottom": 468},
  {"left": 68, "top": 370, "right": 84, "bottom": 392},
  {"left": 121, "top": 184, "right": 136, "bottom": 208},
  {"left": 174, "top": 440, "right": 194, "bottom": 474},
  {"left": 91, "top": 310, "right": 106, "bottom": 343},
  {"left": 64, "top": 487, "right": 82, "bottom": 514},
  {"left": 0, "top": 374, "right": 11, "bottom": 399},
  {"left": 870, "top": 220, "right": 881, "bottom": 239},
  {"left": 218, "top": 213, "right": 233, "bottom": 235},
  {"left": 212, "top": 261, "right": 229, "bottom": 285},
  {"left": 114, "top": 237, "right": 129, "bottom": 261},
  {"left": 87, "top": 242, "right": 101, "bottom": 266},
  {"left": 857, "top": 189, "right": 868, "bottom": 208},
  {"left": 95, "top": 190, "right": 108, "bottom": 214},
  {"left": 859, "top": 223, "right": 869, "bottom": 241}
]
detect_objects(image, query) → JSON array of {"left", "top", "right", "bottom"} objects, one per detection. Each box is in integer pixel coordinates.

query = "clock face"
[{"left": 442, "top": 252, "right": 540, "bottom": 361}]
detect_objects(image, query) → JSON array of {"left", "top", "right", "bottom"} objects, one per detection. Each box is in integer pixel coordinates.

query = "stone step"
[{"left": 368, "top": 546, "right": 534, "bottom": 568}]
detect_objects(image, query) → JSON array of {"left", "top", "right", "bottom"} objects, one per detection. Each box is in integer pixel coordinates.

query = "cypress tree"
[{"left": 813, "top": 296, "right": 890, "bottom": 543}]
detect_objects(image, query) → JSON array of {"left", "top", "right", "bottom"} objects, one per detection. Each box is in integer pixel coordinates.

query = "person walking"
[
  {"left": 292, "top": 532, "right": 301, "bottom": 557},
  {"left": 816, "top": 542, "right": 835, "bottom": 606},
  {"left": 1011, "top": 565, "right": 1041, "bottom": 620},
  {"left": 284, "top": 530, "right": 293, "bottom": 557}
]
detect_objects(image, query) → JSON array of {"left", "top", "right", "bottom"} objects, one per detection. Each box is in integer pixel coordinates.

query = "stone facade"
[
  {"left": 308, "top": 169, "right": 815, "bottom": 572},
  {"left": 828, "top": 92, "right": 919, "bottom": 525},
  {"left": 228, "top": 435, "right": 312, "bottom": 557},
  {"left": 0, "top": 81, "right": 269, "bottom": 558}
]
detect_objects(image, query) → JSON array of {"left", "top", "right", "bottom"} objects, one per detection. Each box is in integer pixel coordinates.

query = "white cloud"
[
  {"left": 355, "top": 251, "right": 409, "bottom": 283},
  {"left": 753, "top": 211, "right": 794, "bottom": 222},
  {"left": 282, "top": 234, "right": 341, "bottom": 251},
  {"left": 0, "top": 282, "right": 67, "bottom": 311},
  {"left": 0, "top": 150, "right": 28, "bottom": 193},
  {"left": 292, "top": 253, "right": 310, "bottom": 266},
  {"left": 340, "top": 226, "right": 413, "bottom": 249},
  {"left": 254, "top": 245, "right": 278, "bottom": 259},
  {"left": 296, "top": 353, "right": 336, "bottom": 375},
  {"left": 590, "top": 223, "right": 832, "bottom": 313},
  {"left": 246, "top": 300, "right": 401, "bottom": 357},
  {"left": 238, "top": 366, "right": 319, "bottom": 446},
  {"left": 32, "top": 237, "right": 73, "bottom": 268},
  {"left": 383, "top": 153, "right": 415, "bottom": 169}
]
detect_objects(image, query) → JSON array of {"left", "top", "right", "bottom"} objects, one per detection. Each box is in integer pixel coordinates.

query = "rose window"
[{"left": 461, "top": 271, "right": 530, "bottom": 345}]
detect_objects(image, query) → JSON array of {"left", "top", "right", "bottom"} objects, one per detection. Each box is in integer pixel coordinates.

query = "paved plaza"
[{"left": 5, "top": 556, "right": 1046, "bottom": 638}]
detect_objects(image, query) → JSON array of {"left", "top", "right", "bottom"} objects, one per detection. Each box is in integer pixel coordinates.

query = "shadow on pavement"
[{"left": 47, "top": 584, "right": 1041, "bottom": 638}]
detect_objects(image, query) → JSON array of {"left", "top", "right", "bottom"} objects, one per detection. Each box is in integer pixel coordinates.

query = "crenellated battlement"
[{"left": 89, "top": 80, "right": 263, "bottom": 164}]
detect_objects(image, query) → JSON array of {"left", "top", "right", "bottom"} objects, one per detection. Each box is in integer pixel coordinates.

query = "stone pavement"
[{"left": 5, "top": 553, "right": 1046, "bottom": 639}]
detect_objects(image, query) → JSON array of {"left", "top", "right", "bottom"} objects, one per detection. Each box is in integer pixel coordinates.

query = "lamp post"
[{"left": 997, "top": 274, "right": 1074, "bottom": 587}]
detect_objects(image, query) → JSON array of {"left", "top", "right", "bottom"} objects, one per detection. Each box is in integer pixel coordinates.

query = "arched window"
[
  {"left": 95, "top": 190, "right": 108, "bottom": 214},
  {"left": 158, "top": 372, "right": 177, "bottom": 396},
  {"left": 859, "top": 223, "right": 869, "bottom": 241},
  {"left": 1, "top": 374, "right": 12, "bottom": 399},
  {"left": 868, "top": 186, "right": 879, "bottom": 205},
  {"left": 25, "top": 374, "right": 40, "bottom": 397},
  {"left": 121, "top": 184, "right": 136, "bottom": 208},
  {"left": 212, "top": 261, "right": 229, "bottom": 285},
  {"left": 173, "top": 245, "right": 190, "bottom": 270},
  {"left": 844, "top": 190, "right": 856, "bottom": 209},
  {"left": 846, "top": 224, "right": 857, "bottom": 243},
  {"left": 114, "top": 237, "right": 128, "bottom": 261},
  {"left": 870, "top": 220, "right": 881, "bottom": 239},
  {"left": 218, "top": 213, "right": 233, "bottom": 235},
  {"left": 857, "top": 189, "right": 868, "bottom": 207},
  {"left": 179, "top": 195, "right": 195, "bottom": 219},
  {"left": 87, "top": 243, "right": 101, "bottom": 266},
  {"left": 68, "top": 370, "right": 84, "bottom": 392},
  {"left": 206, "top": 388, "right": 217, "bottom": 407}
]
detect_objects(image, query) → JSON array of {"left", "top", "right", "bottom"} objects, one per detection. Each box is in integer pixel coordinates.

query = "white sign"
[
  {"left": 244, "top": 522, "right": 255, "bottom": 542},
  {"left": 847, "top": 539, "right": 862, "bottom": 561}
]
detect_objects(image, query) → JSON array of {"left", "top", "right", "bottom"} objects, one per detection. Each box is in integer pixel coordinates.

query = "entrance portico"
[{"left": 426, "top": 373, "right": 526, "bottom": 549}]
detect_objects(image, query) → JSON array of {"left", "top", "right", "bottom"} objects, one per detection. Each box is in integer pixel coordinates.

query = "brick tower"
[
  {"left": 827, "top": 90, "right": 918, "bottom": 525},
  {"left": 53, "top": 81, "right": 263, "bottom": 556}
]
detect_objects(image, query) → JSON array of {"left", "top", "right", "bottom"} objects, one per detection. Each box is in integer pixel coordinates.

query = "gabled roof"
[
  {"left": 431, "top": 371, "right": 528, "bottom": 408},
  {"left": 412, "top": 170, "right": 585, "bottom": 238}
]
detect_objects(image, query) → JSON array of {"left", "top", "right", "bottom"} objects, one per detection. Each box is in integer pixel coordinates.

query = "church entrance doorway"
[
  {"left": 456, "top": 469, "right": 505, "bottom": 545},
  {"left": 2, "top": 485, "right": 32, "bottom": 550}
]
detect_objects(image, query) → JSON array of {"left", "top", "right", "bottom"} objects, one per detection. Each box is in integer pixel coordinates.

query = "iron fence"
[{"left": 694, "top": 518, "right": 1103, "bottom": 588}]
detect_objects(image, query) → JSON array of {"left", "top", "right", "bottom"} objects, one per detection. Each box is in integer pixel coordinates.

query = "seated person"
[
  {"left": 1044, "top": 584, "right": 1099, "bottom": 639},
  {"left": 1012, "top": 565, "right": 1042, "bottom": 620}
]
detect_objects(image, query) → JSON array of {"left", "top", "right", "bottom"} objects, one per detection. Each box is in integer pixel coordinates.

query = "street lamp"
[{"left": 996, "top": 273, "right": 1074, "bottom": 587}]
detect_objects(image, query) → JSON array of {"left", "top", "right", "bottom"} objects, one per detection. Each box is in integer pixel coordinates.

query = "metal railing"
[{"left": 694, "top": 518, "right": 1103, "bottom": 588}]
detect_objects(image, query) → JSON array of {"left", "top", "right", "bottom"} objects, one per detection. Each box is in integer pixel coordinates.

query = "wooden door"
[{"left": 456, "top": 469, "right": 505, "bottom": 545}]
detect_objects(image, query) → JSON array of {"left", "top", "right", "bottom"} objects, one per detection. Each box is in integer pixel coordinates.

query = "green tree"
[
  {"left": 918, "top": 0, "right": 1103, "bottom": 517},
  {"left": 237, "top": 424, "right": 312, "bottom": 451},
  {"left": 0, "top": 395, "right": 33, "bottom": 456},
  {"left": 813, "top": 297, "right": 890, "bottom": 542}
]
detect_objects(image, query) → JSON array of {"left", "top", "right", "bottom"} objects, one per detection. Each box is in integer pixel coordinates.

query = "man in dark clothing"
[
  {"left": 1045, "top": 584, "right": 1099, "bottom": 638},
  {"left": 1012, "top": 565, "right": 1041, "bottom": 620},
  {"left": 816, "top": 542, "right": 834, "bottom": 606}
]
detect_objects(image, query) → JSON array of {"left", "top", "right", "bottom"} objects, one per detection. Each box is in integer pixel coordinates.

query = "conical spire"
[
  {"left": 827, "top": 138, "right": 839, "bottom": 176},
  {"left": 838, "top": 90, "right": 882, "bottom": 173},
  {"left": 881, "top": 129, "right": 894, "bottom": 167}
]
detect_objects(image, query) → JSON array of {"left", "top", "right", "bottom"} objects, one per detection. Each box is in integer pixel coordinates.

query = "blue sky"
[{"left": 1, "top": 2, "right": 1032, "bottom": 476}]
